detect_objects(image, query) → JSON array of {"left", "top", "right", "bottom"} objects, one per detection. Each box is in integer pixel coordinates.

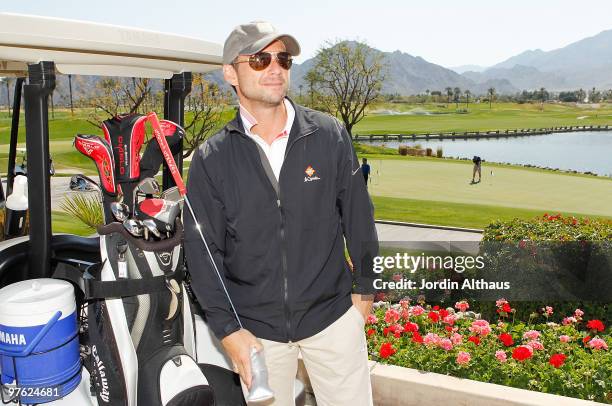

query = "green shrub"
[
  {"left": 479, "top": 214, "right": 612, "bottom": 323},
  {"left": 60, "top": 193, "right": 103, "bottom": 231}
]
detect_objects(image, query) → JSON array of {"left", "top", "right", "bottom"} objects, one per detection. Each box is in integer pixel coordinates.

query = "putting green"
[{"left": 365, "top": 158, "right": 612, "bottom": 217}]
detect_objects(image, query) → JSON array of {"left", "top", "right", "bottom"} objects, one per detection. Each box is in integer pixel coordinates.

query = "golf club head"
[
  {"left": 247, "top": 347, "right": 274, "bottom": 402},
  {"left": 74, "top": 134, "right": 117, "bottom": 196},
  {"left": 134, "top": 198, "right": 181, "bottom": 233},
  {"left": 102, "top": 114, "right": 147, "bottom": 183},
  {"left": 136, "top": 177, "right": 160, "bottom": 196},
  {"left": 110, "top": 202, "right": 130, "bottom": 222},
  {"left": 123, "top": 219, "right": 144, "bottom": 238},
  {"left": 161, "top": 186, "right": 183, "bottom": 203},
  {"left": 69, "top": 174, "right": 100, "bottom": 193},
  {"left": 142, "top": 219, "right": 162, "bottom": 239}
]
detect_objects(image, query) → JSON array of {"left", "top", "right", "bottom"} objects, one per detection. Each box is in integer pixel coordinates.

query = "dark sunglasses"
[{"left": 233, "top": 51, "right": 293, "bottom": 71}]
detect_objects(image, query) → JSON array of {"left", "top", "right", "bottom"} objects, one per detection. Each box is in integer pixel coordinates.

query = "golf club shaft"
[{"left": 184, "top": 196, "right": 243, "bottom": 330}]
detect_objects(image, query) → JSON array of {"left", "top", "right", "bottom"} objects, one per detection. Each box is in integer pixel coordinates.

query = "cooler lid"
[{"left": 0, "top": 278, "right": 76, "bottom": 325}]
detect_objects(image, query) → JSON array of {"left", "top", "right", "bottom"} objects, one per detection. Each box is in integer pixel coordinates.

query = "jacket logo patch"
[{"left": 304, "top": 165, "right": 320, "bottom": 182}]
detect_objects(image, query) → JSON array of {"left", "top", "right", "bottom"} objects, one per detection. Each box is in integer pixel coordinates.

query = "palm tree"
[
  {"left": 487, "top": 87, "right": 495, "bottom": 109},
  {"left": 445, "top": 87, "right": 453, "bottom": 105},
  {"left": 540, "top": 87, "right": 546, "bottom": 109},
  {"left": 464, "top": 89, "right": 471, "bottom": 110},
  {"left": 453, "top": 87, "right": 461, "bottom": 108}
]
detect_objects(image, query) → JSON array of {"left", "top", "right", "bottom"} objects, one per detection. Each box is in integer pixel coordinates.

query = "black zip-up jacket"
[{"left": 184, "top": 99, "right": 378, "bottom": 342}]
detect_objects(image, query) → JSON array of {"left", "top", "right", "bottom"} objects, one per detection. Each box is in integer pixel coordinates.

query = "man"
[
  {"left": 472, "top": 155, "right": 482, "bottom": 183},
  {"left": 361, "top": 158, "right": 371, "bottom": 187},
  {"left": 184, "top": 21, "right": 378, "bottom": 405}
]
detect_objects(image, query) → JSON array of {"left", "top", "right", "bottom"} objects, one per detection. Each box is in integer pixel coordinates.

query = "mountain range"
[{"left": 28, "top": 27, "right": 612, "bottom": 103}]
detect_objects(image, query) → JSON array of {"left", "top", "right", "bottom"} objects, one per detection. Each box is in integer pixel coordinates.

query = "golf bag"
[{"left": 66, "top": 114, "right": 214, "bottom": 406}]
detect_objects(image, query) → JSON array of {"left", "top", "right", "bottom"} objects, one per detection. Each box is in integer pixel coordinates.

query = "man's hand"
[
  {"left": 351, "top": 293, "right": 374, "bottom": 323},
  {"left": 220, "top": 329, "right": 263, "bottom": 389}
]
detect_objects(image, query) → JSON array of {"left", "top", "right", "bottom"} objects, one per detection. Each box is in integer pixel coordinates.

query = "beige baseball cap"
[{"left": 223, "top": 21, "right": 301, "bottom": 64}]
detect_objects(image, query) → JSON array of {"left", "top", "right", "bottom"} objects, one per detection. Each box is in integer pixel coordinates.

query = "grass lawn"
[
  {"left": 361, "top": 154, "right": 612, "bottom": 227},
  {"left": 355, "top": 102, "right": 612, "bottom": 134},
  {"left": 371, "top": 195, "right": 611, "bottom": 229},
  {"left": 52, "top": 210, "right": 95, "bottom": 235}
]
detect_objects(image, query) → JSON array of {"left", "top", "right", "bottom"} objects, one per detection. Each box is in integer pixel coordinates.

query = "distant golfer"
[
  {"left": 361, "top": 158, "right": 371, "bottom": 187},
  {"left": 472, "top": 155, "right": 482, "bottom": 183}
]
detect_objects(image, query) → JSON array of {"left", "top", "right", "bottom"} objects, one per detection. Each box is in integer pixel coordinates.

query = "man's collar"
[{"left": 227, "top": 97, "right": 318, "bottom": 138}]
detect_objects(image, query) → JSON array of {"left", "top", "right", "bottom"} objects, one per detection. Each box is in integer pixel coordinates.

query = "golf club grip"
[
  {"left": 97, "top": 218, "right": 183, "bottom": 251},
  {"left": 146, "top": 112, "right": 186, "bottom": 195}
]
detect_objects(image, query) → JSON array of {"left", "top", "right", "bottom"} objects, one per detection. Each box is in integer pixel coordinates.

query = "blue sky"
[{"left": 4, "top": 1, "right": 612, "bottom": 67}]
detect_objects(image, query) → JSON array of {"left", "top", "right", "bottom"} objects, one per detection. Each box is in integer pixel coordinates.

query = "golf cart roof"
[{"left": 0, "top": 13, "right": 223, "bottom": 78}]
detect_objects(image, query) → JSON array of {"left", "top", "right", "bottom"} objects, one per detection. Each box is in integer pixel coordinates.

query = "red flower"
[
  {"left": 512, "top": 346, "right": 533, "bottom": 361},
  {"left": 433, "top": 305, "right": 440, "bottom": 311},
  {"left": 468, "top": 336, "right": 480, "bottom": 346},
  {"left": 428, "top": 311, "right": 440, "bottom": 323},
  {"left": 498, "top": 333, "right": 514, "bottom": 347},
  {"left": 383, "top": 327, "right": 391, "bottom": 337},
  {"left": 393, "top": 332, "right": 401, "bottom": 338},
  {"left": 549, "top": 354, "right": 567, "bottom": 368},
  {"left": 439, "top": 308, "right": 449, "bottom": 319},
  {"left": 379, "top": 343, "right": 396, "bottom": 359},
  {"left": 586, "top": 319, "right": 605, "bottom": 332},
  {"left": 501, "top": 303, "right": 512, "bottom": 313},
  {"left": 583, "top": 335, "right": 591, "bottom": 345},
  {"left": 403, "top": 322, "right": 419, "bottom": 333},
  {"left": 412, "top": 331, "right": 424, "bottom": 344},
  {"left": 367, "top": 328, "right": 376, "bottom": 337},
  {"left": 445, "top": 326, "right": 453, "bottom": 332}
]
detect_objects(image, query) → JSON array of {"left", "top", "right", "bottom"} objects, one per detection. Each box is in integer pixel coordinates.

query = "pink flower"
[
  {"left": 542, "top": 306, "right": 553, "bottom": 316},
  {"left": 523, "top": 330, "right": 541, "bottom": 340},
  {"left": 400, "top": 309, "right": 410, "bottom": 321},
  {"left": 384, "top": 308, "right": 400, "bottom": 324},
  {"left": 588, "top": 338, "right": 608, "bottom": 350},
  {"left": 469, "top": 320, "right": 492, "bottom": 336},
  {"left": 423, "top": 333, "right": 441, "bottom": 347},
  {"left": 451, "top": 332, "right": 463, "bottom": 345},
  {"left": 495, "top": 298, "right": 508, "bottom": 307},
  {"left": 392, "top": 273, "right": 402, "bottom": 282},
  {"left": 366, "top": 314, "right": 378, "bottom": 325},
  {"left": 454, "top": 300, "right": 469, "bottom": 312},
  {"left": 410, "top": 305, "right": 425, "bottom": 317},
  {"left": 456, "top": 351, "right": 471, "bottom": 365},
  {"left": 562, "top": 317, "right": 577, "bottom": 326},
  {"left": 495, "top": 350, "right": 507, "bottom": 363},
  {"left": 527, "top": 340, "right": 544, "bottom": 351},
  {"left": 399, "top": 299, "right": 410, "bottom": 309},
  {"left": 574, "top": 308, "right": 584, "bottom": 318},
  {"left": 438, "top": 338, "right": 453, "bottom": 351},
  {"left": 443, "top": 314, "right": 456, "bottom": 326},
  {"left": 559, "top": 335, "right": 571, "bottom": 343}
]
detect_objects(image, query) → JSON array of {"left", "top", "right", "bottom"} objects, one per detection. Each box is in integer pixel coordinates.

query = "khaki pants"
[{"left": 241, "top": 305, "right": 373, "bottom": 406}]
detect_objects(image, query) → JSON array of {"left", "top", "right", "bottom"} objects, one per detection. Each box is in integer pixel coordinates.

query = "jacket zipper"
[
  {"left": 277, "top": 130, "right": 316, "bottom": 341},
  {"left": 230, "top": 124, "right": 317, "bottom": 342}
]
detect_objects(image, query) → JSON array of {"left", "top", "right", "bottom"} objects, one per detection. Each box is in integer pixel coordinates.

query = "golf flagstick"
[{"left": 146, "top": 112, "right": 274, "bottom": 403}]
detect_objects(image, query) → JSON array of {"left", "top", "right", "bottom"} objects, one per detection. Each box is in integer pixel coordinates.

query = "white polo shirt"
[{"left": 239, "top": 98, "right": 295, "bottom": 181}]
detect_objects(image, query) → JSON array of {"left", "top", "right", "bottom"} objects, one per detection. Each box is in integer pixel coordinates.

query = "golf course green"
[{"left": 1, "top": 105, "right": 610, "bottom": 231}]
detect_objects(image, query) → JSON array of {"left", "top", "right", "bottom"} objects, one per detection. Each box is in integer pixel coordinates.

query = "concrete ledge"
[
  {"left": 375, "top": 219, "right": 484, "bottom": 234},
  {"left": 298, "top": 358, "right": 605, "bottom": 405},
  {"left": 370, "top": 362, "right": 605, "bottom": 406}
]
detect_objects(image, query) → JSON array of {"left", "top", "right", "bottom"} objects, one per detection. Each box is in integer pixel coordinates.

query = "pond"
[{"left": 363, "top": 131, "right": 612, "bottom": 177}]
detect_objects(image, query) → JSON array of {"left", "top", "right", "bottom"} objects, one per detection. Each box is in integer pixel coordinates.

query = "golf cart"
[{"left": 0, "top": 13, "right": 305, "bottom": 406}]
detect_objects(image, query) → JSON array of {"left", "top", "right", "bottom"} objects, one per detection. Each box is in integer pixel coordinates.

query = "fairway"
[
  {"left": 365, "top": 157, "right": 612, "bottom": 217},
  {"left": 355, "top": 102, "right": 612, "bottom": 135}
]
